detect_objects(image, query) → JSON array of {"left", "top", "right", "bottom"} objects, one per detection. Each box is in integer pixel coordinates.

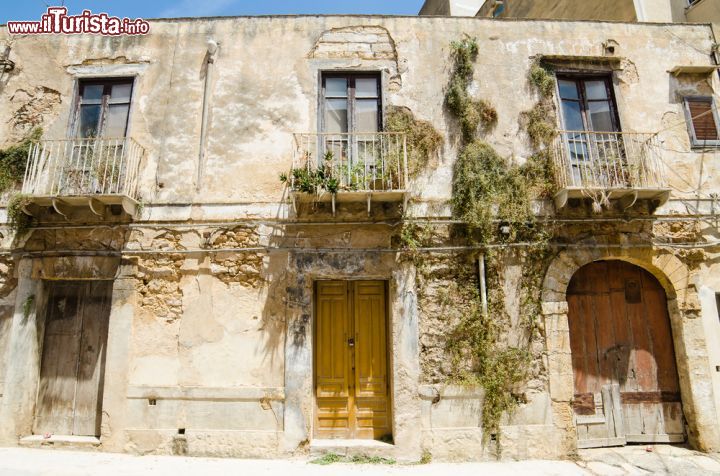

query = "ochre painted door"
[
  {"left": 568, "top": 261, "right": 684, "bottom": 448},
  {"left": 33, "top": 281, "right": 112, "bottom": 437},
  {"left": 315, "top": 281, "right": 391, "bottom": 439}
]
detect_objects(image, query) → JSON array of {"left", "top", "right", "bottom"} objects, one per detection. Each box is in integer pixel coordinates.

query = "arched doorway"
[{"left": 567, "top": 260, "right": 685, "bottom": 448}]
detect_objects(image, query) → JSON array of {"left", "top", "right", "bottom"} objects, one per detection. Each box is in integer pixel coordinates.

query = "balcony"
[
  {"left": 552, "top": 131, "right": 670, "bottom": 211},
  {"left": 21, "top": 137, "right": 145, "bottom": 218},
  {"left": 289, "top": 132, "right": 408, "bottom": 214}
]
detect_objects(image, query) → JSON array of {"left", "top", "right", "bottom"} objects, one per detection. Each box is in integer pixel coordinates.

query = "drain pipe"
[
  {"left": 197, "top": 39, "right": 219, "bottom": 192},
  {"left": 478, "top": 254, "right": 488, "bottom": 316}
]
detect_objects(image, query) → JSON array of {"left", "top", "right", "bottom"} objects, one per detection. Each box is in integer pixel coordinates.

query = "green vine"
[
  {"left": 446, "top": 37, "right": 498, "bottom": 142},
  {"left": 7, "top": 194, "right": 33, "bottom": 235},
  {"left": 523, "top": 63, "right": 557, "bottom": 149},
  {"left": 0, "top": 128, "right": 42, "bottom": 195},
  {"left": 384, "top": 106, "right": 443, "bottom": 177},
  {"left": 441, "top": 38, "right": 555, "bottom": 450}
]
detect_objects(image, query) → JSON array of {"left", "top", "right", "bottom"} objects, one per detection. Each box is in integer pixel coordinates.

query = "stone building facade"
[{"left": 0, "top": 14, "right": 719, "bottom": 462}]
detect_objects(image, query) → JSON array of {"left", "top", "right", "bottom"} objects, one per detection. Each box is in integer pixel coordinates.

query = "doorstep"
[
  {"left": 309, "top": 439, "right": 395, "bottom": 458},
  {"left": 19, "top": 434, "right": 101, "bottom": 449}
]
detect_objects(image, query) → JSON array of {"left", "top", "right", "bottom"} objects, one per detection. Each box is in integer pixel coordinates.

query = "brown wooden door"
[
  {"left": 568, "top": 261, "right": 684, "bottom": 448},
  {"left": 33, "top": 281, "right": 112, "bottom": 437},
  {"left": 315, "top": 281, "right": 391, "bottom": 440}
]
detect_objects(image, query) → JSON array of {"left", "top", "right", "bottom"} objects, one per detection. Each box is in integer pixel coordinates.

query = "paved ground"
[{"left": 0, "top": 445, "right": 719, "bottom": 475}]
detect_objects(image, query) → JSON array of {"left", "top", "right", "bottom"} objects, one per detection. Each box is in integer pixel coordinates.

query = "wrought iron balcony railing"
[
  {"left": 291, "top": 132, "right": 408, "bottom": 194},
  {"left": 289, "top": 132, "right": 408, "bottom": 214},
  {"left": 552, "top": 130, "right": 670, "bottom": 209},
  {"left": 22, "top": 137, "right": 144, "bottom": 199},
  {"left": 20, "top": 137, "right": 145, "bottom": 217}
]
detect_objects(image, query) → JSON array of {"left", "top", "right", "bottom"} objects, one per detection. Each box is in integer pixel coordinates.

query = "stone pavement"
[{"left": 0, "top": 445, "right": 718, "bottom": 476}]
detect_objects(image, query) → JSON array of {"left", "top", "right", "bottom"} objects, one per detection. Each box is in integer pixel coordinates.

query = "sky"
[{"left": 0, "top": 0, "right": 426, "bottom": 24}]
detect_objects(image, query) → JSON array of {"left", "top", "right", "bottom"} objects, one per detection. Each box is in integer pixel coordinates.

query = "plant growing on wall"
[
  {"left": 437, "top": 37, "right": 555, "bottom": 451},
  {"left": 7, "top": 194, "right": 33, "bottom": 235},
  {"left": 0, "top": 128, "right": 42, "bottom": 195},
  {"left": 384, "top": 106, "right": 443, "bottom": 177},
  {"left": 523, "top": 63, "right": 557, "bottom": 149},
  {"left": 445, "top": 37, "right": 498, "bottom": 142},
  {"left": 446, "top": 42, "right": 550, "bottom": 244},
  {"left": 281, "top": 150, "right": 399, "bottom": 194}
]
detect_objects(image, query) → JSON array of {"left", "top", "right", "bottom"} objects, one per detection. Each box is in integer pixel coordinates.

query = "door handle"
[{"left": 348, "top": 338, "right": 355, "bottom": 347}]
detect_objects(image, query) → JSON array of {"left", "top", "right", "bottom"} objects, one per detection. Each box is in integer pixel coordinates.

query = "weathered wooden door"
[
  {"left": 33, "top": 281, "right": 112, "bottom": 437},
  {"left": 568, "top": 261, "right": 685, "bottom": 449},
  {"left": 314, "top": 281, "right": 391, "bottom": 439}
]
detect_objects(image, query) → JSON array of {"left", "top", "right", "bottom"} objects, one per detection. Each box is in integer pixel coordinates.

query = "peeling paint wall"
[{"left": 0, "top": 16, "right": 718, "bottom": 461}]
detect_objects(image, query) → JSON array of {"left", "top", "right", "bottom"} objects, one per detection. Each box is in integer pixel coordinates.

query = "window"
[
  {"left": 557, "top": 75, "right": 620, "bottom": 133},
  {"left": 321, "top": 73, "right": 381, "bottom": 134},
  {"left": 556, "top": 75, "right": 624, "bottom": 186},
  {"left": 74, "top": 78, "right": 133, "bottom": 138},
  {"left": 320, "top": 72, "right": 382, "bottom": 166},
  {"left": 683, "top": 97, "right": 720, "bottom": 147}
]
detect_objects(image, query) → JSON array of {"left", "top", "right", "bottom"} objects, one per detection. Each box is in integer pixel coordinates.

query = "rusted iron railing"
[
  {"left": 552, "top": 131, "right": 666, "bottom": 190},
  {"left": 291, "top": 132, "right": 408, "bottom": 193},
  {"left": 22, "top": 137, "right": 144, "bottom": 199}
]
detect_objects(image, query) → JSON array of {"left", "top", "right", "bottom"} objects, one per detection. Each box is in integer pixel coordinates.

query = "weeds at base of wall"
[{"left": 309, "top": 453, "right": 396, "bottom": 465}]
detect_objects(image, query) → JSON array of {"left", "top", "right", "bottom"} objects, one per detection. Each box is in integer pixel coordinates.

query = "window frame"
[
  {"left": 555, "top": 73, "right": 622, "bottom": 133},
  {"left": 683, "top": 95, "right": 720, "bottom": 148},
  {"left": 71, "top": 77, "right": 135, "bottom": 139},
  {"left": 319, "top": 71, "right": 383, "bottom": 135}
]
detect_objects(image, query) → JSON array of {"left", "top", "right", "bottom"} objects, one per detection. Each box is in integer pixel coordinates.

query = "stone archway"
[{"left": 541, "top": 245, "right": 720, "bottom": 453}]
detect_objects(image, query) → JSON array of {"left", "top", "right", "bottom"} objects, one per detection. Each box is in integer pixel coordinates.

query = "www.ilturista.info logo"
[{"left": 7, "top": 7, "right": 150, "bottom": 35}]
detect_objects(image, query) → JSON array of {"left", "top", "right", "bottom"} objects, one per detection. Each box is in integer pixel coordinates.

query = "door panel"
[
  {"left": 315, "top": 281, "right": 352, "bottom": 437},
  {"left": 353, "top": 281, "right": 390, "bottom": 439},
  {"left": 72, "top": 281, "right": 112, "bottom": 436},
  {"left": 314, "top": 280, "right": 390, "bottom": 439},
  {"left": 33, "top": 281, "right": 112, "bottom": 437},
  {"left": 568, "top": 261, "right": 684, "bottom": 448}
]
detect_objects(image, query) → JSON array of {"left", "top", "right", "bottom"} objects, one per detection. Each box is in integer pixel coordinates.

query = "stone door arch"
[
  {"left": 541, "top": 247, "right": 720, "bottom": 454},
  {"left": 567, "top": 260, "right": 683, "bottom": 448}
]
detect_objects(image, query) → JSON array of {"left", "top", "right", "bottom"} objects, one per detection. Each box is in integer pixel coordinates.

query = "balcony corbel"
[{"left": 21, "top": 136, "right": 145, "bottom": 221}]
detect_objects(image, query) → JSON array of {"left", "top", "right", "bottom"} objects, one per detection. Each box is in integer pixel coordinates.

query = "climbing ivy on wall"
[
  {"left": 7, "top": 194, "right": 33, "bottom": 235},
  {"left": 384, "top": 106, "right": 443, "bottom": 177},
  {"left": 0, "top": 128, "right": 41, "bottom": 195},
  {"left": 445, "top": 37, "right": 497, "bottom": 143},
  {"left": 523, "top": 63, "right": 557, "bottom": 149},
  {"left": 434, "top": 38, "right": 558, "bottom": 451},
  {"left": 447, "top": 39, "right": 549, "bottom": 245}
]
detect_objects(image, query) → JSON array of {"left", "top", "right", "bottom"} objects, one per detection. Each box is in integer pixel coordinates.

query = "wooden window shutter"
[{"left": 686, "top": 98, "right": 719, "bottom": 142}]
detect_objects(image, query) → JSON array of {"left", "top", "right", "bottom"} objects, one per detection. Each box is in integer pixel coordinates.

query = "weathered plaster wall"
[
  {"left": 0, "top": 257, "right": 17, "bottom": 404},
  {"left": 684, "top": 0, "right": 720, "bottom": 23},
  {"left": 0, "top": 15, "right": 719, "bottom": 461},
  {"left": 1, "top": 17, "right": 716, "bottom": 207}
]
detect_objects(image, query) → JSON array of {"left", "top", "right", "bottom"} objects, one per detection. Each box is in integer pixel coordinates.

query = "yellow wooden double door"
[{"left": 314, "top": 281, "right": 391, "bottom": 440}]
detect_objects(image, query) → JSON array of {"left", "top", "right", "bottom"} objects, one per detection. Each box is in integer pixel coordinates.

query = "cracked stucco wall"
[{"left": 0, "top": 15, "right": 718, "bottom": 460}]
